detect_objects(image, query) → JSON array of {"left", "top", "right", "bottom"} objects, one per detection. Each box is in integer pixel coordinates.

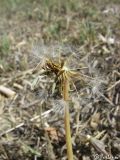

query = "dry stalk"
[
  {"left": 63, "top": 78, "right": 73, "bottom": 160},
  {"left": 45, "top": 59, "right": 74, "bottom": 160}
]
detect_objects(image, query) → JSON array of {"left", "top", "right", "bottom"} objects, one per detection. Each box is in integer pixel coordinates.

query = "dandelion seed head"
[
  {"left": 62, "top": 66, "right": 69, "bottom": 71},
  {"left": 32, "top": 43, "right": 74, "bottom": 59},
  {"left": 30, "top": 42, "right": 79, "bottom": 70},
  {"left": 32, "top": 43, "right": 48, "bottom": 60},
  {"left": 89, "top": 75, "right": 107, "bottom": 98}
]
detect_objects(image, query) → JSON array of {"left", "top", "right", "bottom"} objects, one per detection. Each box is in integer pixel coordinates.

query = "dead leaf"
[{"left": 45, "top": 127, "right": 59, "bottom": 141}]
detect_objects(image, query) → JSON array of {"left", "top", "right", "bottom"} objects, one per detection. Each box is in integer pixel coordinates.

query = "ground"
[{"left": 0, "top": 0, "right": 120, "bottom": 160}]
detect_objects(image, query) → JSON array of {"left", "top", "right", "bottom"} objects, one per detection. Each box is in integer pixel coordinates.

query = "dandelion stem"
[
  {"left": 63, "top": 78, "right": 69, "bottom": 101},
  {"left": 63, "top": 79, "right": 73, "bottom": 160},
  {"left": 64, "top": 103, "right": 74, "bottom": 160}
]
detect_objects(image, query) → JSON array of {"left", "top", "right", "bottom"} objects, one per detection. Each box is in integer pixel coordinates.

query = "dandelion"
[
  {"left": 30, "top": 43, "right": 111, "bottom": 160},
  {"left": 30, "top": 43, "right": 80, "bottom": 160}
]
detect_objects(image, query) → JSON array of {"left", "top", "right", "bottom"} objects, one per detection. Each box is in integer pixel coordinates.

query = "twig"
[
  {"left": 107, "top": 80, "right": 120, "bottom": 91},
  {"left": 113, "top": 70, "right": 120, "bottom": 77},
  {"left": 99, "top": 92, "right": 114, "bottom": 106},
  {"left": 0, "top": 86, "right": 16, "bottom": 98}
]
